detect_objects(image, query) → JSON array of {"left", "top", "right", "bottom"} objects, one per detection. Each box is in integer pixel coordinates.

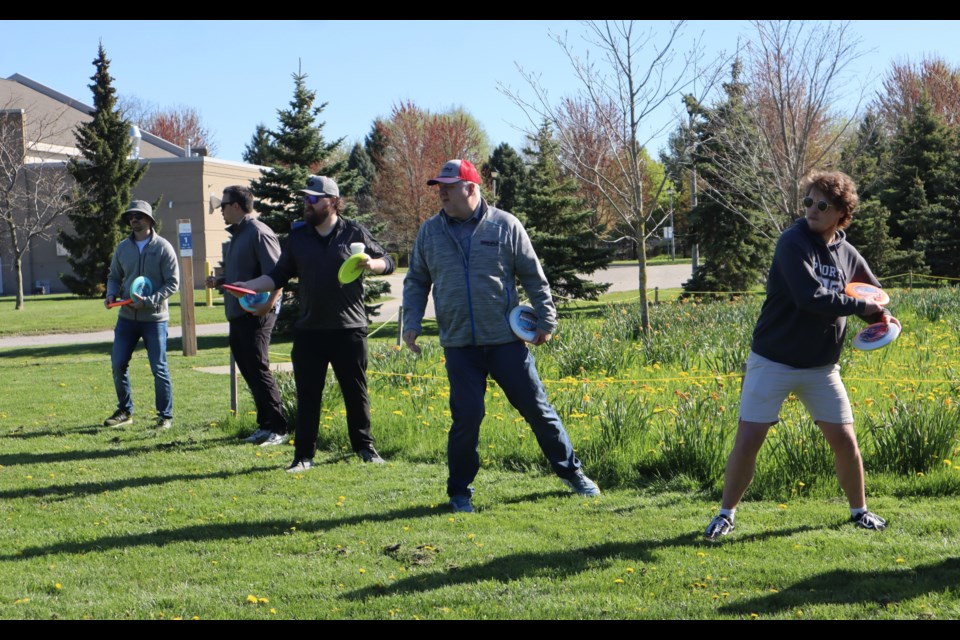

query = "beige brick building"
[{"left": 1, "top": 74, "right": 266, "bottom": 295}]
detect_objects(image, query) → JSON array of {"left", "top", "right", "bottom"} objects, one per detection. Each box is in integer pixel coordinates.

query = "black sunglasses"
[
  {"left": 802, "top": 196, "right": 832, "bottom": 212},
  {"left": 128, "top": 213, "right": 148, "bottom": 221},
  {"left": 304, "top": 194, "right": 332, "bottom": 204},
  {"left": 219, "top": 201, "right": 233, "bottom": 210}
]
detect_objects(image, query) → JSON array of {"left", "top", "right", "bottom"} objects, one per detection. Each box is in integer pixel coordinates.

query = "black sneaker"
[
  {"left": 851, "top": 510, "right": 887, "bottom": 531},
  {"left": 154, "top": 417, "right": 173, "bottom": 430},
  {"left": 358, "top": 448, "right": 386, "bottom": 464},
  {"left": 103, "top": 409, "right": 133, "bottom": 427},
  {"left": 704, "top": 514, "right": 735, "bottom": 541}
]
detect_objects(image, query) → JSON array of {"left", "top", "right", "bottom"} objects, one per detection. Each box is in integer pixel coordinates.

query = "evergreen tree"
[
  {"left": 347, "top": 142, "right": 376, "bottom": 215},
  {"left": 249, "top": 71, "right": 385, "bottom": 332},
  {"left": 517, "top": 122, "right": 611, "bottom": 301},
  {"left": 483, "top": 142, "right": 525, "bottom": 213},
  {"left": 682, "top": 60, "right": 771, "bottom": 298},
  {"left": 880, "top": 96, "right": 960, "bottom": 277},
  {"left": 242, "top": 123, "right": 275, "bottom": 166},
  {"left": 59, "top": 44, "right": 147, "bottom": 297},
  {"left": 839, "top": 112, "right": 925, "bottom": 279}
]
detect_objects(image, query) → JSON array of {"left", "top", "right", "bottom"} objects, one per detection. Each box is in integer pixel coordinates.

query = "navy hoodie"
[{"left": 751, "top": 218, "right": 887, "bottom": 368}]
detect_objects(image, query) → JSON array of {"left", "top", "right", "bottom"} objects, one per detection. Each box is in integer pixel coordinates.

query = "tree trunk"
[
  {"left": 14, "top": 254, "right": 24, "bottom": 310},
  {"left": 636, "top": 233, "right": 649, "bottom": 331}
]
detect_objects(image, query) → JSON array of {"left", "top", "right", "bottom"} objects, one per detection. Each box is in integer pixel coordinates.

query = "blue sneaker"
[
  {"left": 561, "top": 470, "right": 601, "bottom": 496},
  {"left": 450, "top": 493, "right": 474, "bottom": 513}
]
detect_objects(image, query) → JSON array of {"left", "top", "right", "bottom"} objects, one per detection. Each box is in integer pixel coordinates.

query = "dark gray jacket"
[
  {"left": 403, "top": 200, "right": 557, "bottom": 347},
  {"left": 106, "top": 230, "right": 180, "bottom": 322},
  {"left": 222, "top": 215, "right": 282, "bottom": 321}
]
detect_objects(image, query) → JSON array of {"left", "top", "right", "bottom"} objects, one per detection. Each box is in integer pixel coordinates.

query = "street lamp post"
[{"left": 668, "top": 187, "right": 675, "bottom": 262}]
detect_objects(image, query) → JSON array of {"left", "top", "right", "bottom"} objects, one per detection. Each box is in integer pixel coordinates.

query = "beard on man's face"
[{"left": 304, "top": 205, "right": 329, "bottom": 227}]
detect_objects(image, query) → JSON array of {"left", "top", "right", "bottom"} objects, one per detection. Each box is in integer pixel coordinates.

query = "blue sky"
[{"left": 3, "top": 20, "right": 958, "bottom": 163}]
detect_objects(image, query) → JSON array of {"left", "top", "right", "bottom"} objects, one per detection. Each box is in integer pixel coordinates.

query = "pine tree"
[
  {"left": 59, "top": 44, "right": 147, "bottom": 297},
  {"left": 682, "top": 60, "right": 771, "bottom": 298},
  {"left": 880, "top": 96, "right": 960, "bottom": 277},
  {"left": 249, "top": 71, "right": 386, "bottom": 331},
  {"left": 517, "top": 122, "right": 611, "bottom": 301},
  {"left": 483, "top": 143, "right": 525, "bottom": 213},
  {"left": 840, "top": 112, "right": 925, "bottom": 280},
  {"left": 242, "top": 124, "right": 275, "bottom": 166}
]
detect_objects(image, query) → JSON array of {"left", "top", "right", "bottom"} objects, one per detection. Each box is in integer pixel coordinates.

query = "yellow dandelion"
[
  {"left": 777, "top": 503, "right": 788, "bottom": 510},
  {"left": 54, "top": 583, "right": 62, "bottom": 590},
  {"left": 626, "top": 567, "right": 635, "bottom": 574},
  {"left": 944, "top": 459, "right": 953, "bottom": 467},
  {"left": 258, "top": 597, "right": 269, "bottom": 604},
  {"left": 896, "top": 558, "right": 905, "bottom": 564},
  {"left": 246, "top": 595, "right": 258, "bottom": 604},
  {"left": 359, "top": 568, "right": 366, "bottom": 574},
  {"left": 614, "top": 578, "right": 625, "bottom": 584},
  {"left": 270, "top": 608, "right": 277, "bottom": 615}
]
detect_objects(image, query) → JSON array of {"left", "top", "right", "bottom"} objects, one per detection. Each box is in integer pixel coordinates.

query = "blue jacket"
[{"left": 403, "top": 200, "right": 557, "bottom": 347}]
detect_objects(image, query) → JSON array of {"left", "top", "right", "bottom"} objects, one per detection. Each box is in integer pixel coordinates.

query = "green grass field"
[{"left": 1, "top": 287, "right": 958, "bottom": 619}]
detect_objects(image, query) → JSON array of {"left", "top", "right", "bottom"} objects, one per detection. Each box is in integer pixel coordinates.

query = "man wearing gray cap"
[
  {"left": 229, "top": 176, "right": 395, "bottom": 472},
  {"left": 103, "top": 200, "right": 180, "bottom": 429},
  {"left": 402, "top": 159, "right": 600, "bottom": 513}
]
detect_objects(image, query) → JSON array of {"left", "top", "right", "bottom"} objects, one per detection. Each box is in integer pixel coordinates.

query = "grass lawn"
[{"left": 1, "top": 290, "right": 958, "bottom": 619}]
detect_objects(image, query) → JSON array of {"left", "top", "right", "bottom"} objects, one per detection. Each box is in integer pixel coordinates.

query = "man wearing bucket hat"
[
  {"left": 402, "top": 159, "right": 601, "bottom": 513},
  {"left": 229, "top": 175, "right": 395, "bottom": 472},
  {"left": 103, "top": 200, "right": 180, "bottom": 430},
  {"left": 206, "top": 185, "right": 288, "bottom": 446}
]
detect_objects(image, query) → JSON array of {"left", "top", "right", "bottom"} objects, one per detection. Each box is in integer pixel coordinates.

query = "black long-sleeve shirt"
[{"left": 268, "top": 217, "right": 394, "bottom": 331}]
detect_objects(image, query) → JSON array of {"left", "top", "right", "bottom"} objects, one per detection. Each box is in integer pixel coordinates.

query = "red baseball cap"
[{"left": 427, "top": 159, "right": 482, "bottom": 186}]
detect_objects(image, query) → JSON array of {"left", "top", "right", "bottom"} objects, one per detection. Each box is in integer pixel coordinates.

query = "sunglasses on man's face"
[
  {"left": 802, "top": 196, "right": 832, "bottom": 212},
  {"left": 304, "top": 194, "right": 332, "bottom": 205},
  {"left": 219, "top": 201, "right": 233, "bottom": 210},
  {"left": 128, "top": 213, "right": 147, "bottom": 222}
]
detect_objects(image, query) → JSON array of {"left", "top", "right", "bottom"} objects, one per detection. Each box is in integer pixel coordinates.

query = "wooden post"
[
  {"left": 177, "top": 219, "right": 197, "bottom": 356},
  {"left": 397, "top": 306, "right": 403, "bottom": 346},
  {"left": 205, "top": 261, "right": 213, "bottom": 307},
  {"left": 230, "top": 352, "right": 238, "bottom": 415}
]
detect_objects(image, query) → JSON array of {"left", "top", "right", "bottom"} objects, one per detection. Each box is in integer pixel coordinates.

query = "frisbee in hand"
[
  {"left": 509, "top": 305, "right": 538, "bottom": 343},
  {"left": 853, "top": 320, "right": 901, "bottom": 351},
  {"left": 222, "top": 283, "right": 258, "bottom": 297},
  {"left": 845, "top": 282, "right": 890, "bottom": 306},
  {"left": 129, "top": 275, "right": 153, "bottom": 302},
  {"left": 239, "top": 291, "right": 270, "bottom": 313},
  {"left": 338, "top": 253, "right": 369, "bottom": 284}
]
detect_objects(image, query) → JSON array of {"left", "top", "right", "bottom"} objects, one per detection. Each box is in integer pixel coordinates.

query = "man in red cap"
[{"left": 402, "top": 159, "right": 601, "bottom": 513}]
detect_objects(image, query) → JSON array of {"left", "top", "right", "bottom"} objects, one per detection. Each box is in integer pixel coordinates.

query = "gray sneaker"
[
  {"left": 561, "top": 470, "right": 601, "bottom": 497},
  {"left": 357, "top": 447, "right": 386, "bottom": 464},
  {"left": 154, "top": 417, "right": 172, "bottom": 430},
  {"left": 259, "top": 432, "right": 289, "bottom": 447},
  {"left": 286, "top": 459, "right": 314, "bottom": 473},
  {"left": 704, "top": 514, "right": 735, "bottom": 541},
  {"left": 243, "top": 428, "right": 271, "bottom": 444},
  {"left": 103, "top": 409, "right": 133, "bottom": 427}
]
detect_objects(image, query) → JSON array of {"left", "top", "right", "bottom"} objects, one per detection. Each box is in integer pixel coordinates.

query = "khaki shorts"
[{"left": 739, "top": 351, "right": 853, "bottom": 425}]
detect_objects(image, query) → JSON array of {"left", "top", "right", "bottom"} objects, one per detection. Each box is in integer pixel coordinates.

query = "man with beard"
[{"left": 228, "top": 176, "right": 394, "bottom": 472}]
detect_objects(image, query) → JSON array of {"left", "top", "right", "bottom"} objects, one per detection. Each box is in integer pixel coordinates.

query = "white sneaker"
[{"left": 259, "top": 432, "right": 289, "bottom": 447}]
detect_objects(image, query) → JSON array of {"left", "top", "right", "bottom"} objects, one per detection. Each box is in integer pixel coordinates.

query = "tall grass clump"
[{"left": 864, "top": 398, "right": 960, "bottom": 474}]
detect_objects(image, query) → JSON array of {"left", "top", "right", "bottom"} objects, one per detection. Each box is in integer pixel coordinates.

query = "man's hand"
[
  {"left": 403, "top": 330, "right": 421, "bottom": 354},
  {"left": 205, "top": 275, "right": 220, "bottom": 289},
  {"left": 863, "top": 300, "right": 885, "bottom": 316},
  {"left": 358, "top": 257, "right": 386, "bottom": 275},
  {"left": 530, "top": 329, "right": 553, "bottom": 346}
]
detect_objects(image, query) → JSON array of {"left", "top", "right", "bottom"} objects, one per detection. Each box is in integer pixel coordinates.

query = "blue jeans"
[
  {"left": 444, "top": 341, "right": 581, "bottom": 498},
  {"left": 112, "top": 317, "right": 173, "bottom": 419}
]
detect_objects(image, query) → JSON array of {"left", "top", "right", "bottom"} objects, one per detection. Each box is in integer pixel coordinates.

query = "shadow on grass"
[
  {"left": 2, "top": 503, "right": 445, "bottom": 561},
  {"left": 0, "top": 341, "right": 113, "bottom": 358},
  {"left": 0, "top": 465, "right": 264, "bottom": 502},
  {"left": 342, "top": 524, "right": 824, "bottom": 601},
  {"left": 719, "top": 557, "right": 960, "bottom": 615},
  {"left": 0, "top": 435, "right": 234, "bottom": 466}
]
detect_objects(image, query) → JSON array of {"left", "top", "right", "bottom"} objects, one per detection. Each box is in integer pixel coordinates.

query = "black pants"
[
  {"left": 291, "top": 327, "right": 373, "bottom": 460},
  {"left": 229, "top": 313, "right": 287, "bottom": 435}
]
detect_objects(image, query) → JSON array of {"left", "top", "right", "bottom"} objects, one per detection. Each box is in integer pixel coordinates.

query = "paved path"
[{"left": 0, "top": 262, "right": 692, "bottom": 349}]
